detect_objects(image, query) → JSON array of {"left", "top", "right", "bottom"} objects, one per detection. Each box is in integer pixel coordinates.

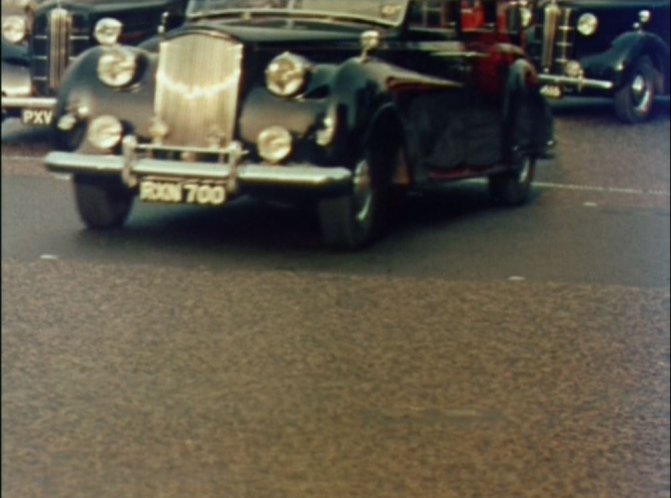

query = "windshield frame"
[{"left": 186, "top": 1, "right": 411, "bottom": 28}]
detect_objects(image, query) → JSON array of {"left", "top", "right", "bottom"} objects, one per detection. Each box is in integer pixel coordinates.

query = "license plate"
[
  {"left": 139, "top": 179, "right": 227, "bottom": 206},
  {"left": 21, "top": 107, "right": 54, "bottom": 126},
  {"left": 540, "top": 85, "right": 563, "bottom": 100}
]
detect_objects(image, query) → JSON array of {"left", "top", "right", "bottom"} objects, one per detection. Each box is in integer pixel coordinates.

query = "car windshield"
[{"left": 186, "top": 0, "right": 410, "bottom": 27}]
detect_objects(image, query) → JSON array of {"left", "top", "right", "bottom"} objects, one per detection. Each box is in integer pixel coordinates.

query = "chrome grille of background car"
[
  {"left": 154, "top": 34, "right": 243, "bottom": 148},
  {"left": 31, "top": 9, "right": 89, "bottom": 95},
  {"left": 533, "top": 3, "right": 575, "bottom": 75},
  {"left": 48, "top": 8, "right": 70, "bottom": 90}
]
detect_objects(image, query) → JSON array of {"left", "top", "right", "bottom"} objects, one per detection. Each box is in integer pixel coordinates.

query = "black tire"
[
  {"left": 614, "top": 56, "right": 658, "bottom": 124},
  {"left": 73, "top": 175, "right": 134, "bottom": 229},
  {"left": 488, "top": 155, "right": 536, "bottom": 206},
  {"left": 318, "top": 149, "right": 394, "bottom": 249}
]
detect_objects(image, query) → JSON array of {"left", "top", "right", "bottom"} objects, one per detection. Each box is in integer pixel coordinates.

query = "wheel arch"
[{"left": 610, "top": 32, "right": 669, "bottom": 93}]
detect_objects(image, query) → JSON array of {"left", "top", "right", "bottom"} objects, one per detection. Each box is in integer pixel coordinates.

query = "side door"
[{"left": 401, "top": 0, "right": 521, "bottom": 171}]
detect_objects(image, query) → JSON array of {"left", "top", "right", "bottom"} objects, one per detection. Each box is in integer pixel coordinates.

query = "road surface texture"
[{"left": 2, "top": 98, "right": 670, "bottom": 498}]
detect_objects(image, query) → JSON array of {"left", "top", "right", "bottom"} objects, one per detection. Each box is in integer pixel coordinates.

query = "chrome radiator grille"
[
  {"left": 154, "top": 34, "right": 243, "bottom": 148},
  {"left": 536, "top": 2, "right": 575, "bottom": 74},
  {"left": 47, "top": 8, "right": 71, "bottom": 90},
  {"left": 31, "top": 8, "right": 89, "bottom": 95},
  {"left": 540, "top": 1, "right": 560, "bottom": 71}
]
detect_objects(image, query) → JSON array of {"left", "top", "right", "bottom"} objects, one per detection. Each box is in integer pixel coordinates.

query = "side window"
[{"left": 407, "top": 0, "right": 457, "bottom": 30}]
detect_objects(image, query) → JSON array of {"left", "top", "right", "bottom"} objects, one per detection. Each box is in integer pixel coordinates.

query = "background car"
[
  {"left": 45, "top": 0, "right": 553, "bottom": 248},
  {"left": 526, "top": 0, "right": 670, "bottom": 123},
  {"left": 1, "top": 0, "right": 187, "bottom": 126}
]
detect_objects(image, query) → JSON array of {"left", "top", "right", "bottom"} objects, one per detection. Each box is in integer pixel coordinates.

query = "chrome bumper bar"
[
  {"left": 44, "top": 151, "right": 354, "bottom": 193},
  {"left": 1, "top": 96, "right": 58, "bottom": 109},
  {"left": 539, "top": 74, "right": 614, "bottom": 91}
]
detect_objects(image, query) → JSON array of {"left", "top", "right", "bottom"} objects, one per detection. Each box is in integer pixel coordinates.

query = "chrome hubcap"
[
  {"left": 631, "top": 74, "right": 652, "bottom": 114},
  {"left": 353, "top": 159, "right": 373, "bottom": 223},
  {"left": 518, "top": 157, "right": 531, "bottom": 184},
  {"left": 631, "top": 75, "right": 646, "bottom": 96}
]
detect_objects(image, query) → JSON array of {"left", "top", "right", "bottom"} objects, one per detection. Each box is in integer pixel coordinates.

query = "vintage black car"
[
  {"left": 1, "top": 0, "right": 186, "bottom": 125},
  {"left": 527, "top": 0, "right": 670, "bottom": 123},
  {"left": 45, "top": 0, "right": 553, "bottom": 248}
]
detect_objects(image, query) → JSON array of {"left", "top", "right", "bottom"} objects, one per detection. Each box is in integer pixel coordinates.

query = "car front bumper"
[
  {"left": 538, "top": 74, "right": 614, "bottom": 97},
  {"left": 45, "top": 149, "right": 354, "bottom": 197}
]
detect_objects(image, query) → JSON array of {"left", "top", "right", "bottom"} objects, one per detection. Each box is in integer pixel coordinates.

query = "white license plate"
[
  {"left": 540, "top": 85, "right": 563, "bottom": 100},
  {"left": 21, "top": 107, "right": 54, "bottom": 126},
  {"left": 139, "top": 179, "right": 227, "bottom": 206}
]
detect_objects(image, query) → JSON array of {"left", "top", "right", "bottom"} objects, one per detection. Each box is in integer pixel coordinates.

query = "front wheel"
[
  {"left": 318, "top": 154, "right": 390, "bottom": 249},
  {"left": 73, "top": 175, "right": 134, "bottom": 229},
  {"left": 488, "top": 155, "right": 536, "bottom": 206},
  {"left": 614, "top": 56, "right": 658, "bottom": 124}
]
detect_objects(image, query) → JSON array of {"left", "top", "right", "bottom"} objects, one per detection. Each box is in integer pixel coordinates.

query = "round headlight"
[
  {"left": 94, "top": 18, "right": 123, "bottom": 46},
  {"left": 520, "top": 7, "right": 533, "bottom": 28},
  {"left": 257, "top": 126, "right": 292, "bottom": 164},
  {"left": 265, "top": 52, "right": 311, "bottom": 98},
  {"left": 87, "top": 115, "right": 123, "bottom": 150},
  {"left": 577, "top": 13, "right": 598, "bottom": 36},
  {"left": 97, "top": 47, "right": 137, "bottom": 87},
  {"left": 2, "top": 16, "right": 28, "bottom": 44}
]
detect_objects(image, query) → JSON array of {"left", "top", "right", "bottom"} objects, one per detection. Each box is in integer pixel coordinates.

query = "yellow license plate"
[
  {"left": 21, "top": 108, "right": 54, "bottom": 126},
  {"left": 139, "top": 179, "right": 227, "bottom": 206}
]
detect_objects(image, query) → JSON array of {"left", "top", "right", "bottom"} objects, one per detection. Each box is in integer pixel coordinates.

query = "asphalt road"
[{"left": 2, "top": 98, "right": 670, "bottom": 498}]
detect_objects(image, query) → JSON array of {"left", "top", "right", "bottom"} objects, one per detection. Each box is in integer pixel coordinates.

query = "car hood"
[
  {"left": 173, "top": 16, "right": 395, "bottom": 46},
  {"left": 539, "top": 0, "right": 668, "bottom": 9}
]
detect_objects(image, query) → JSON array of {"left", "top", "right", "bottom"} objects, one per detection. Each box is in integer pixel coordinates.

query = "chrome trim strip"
[
  {"left": 45, "top": 152, "right": 354, "bottom": 189},
  {"left": 539, "top": 74, "right": 614, "bottom": 90},
  {"left": 1, "top": 97, "right": 58, "bottom": 109}
]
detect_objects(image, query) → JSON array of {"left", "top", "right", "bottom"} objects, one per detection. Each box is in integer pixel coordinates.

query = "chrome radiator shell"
[
  {"left": 47, "top": 7, "right": 71, "bottom": 91},
  {"left": 154, "top": 34, "right": 243, "bottom": 148}
]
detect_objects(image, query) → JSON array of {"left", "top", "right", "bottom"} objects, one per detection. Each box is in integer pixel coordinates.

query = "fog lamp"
[
  {"left": 257, "top": 126, "right": 292, "bottom": 164},
  {"left": 87, "top": 115, "right": 123, "bottom": 150},
  {"left": 564, "top": 60, "right": 583, "bottom": 78}
]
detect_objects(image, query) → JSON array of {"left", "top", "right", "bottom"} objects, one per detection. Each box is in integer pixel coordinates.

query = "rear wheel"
[
  {"left": 614, "top": 56, "right": 658, "bottom": 124},
  {"left": 73, "top": 174, "right": 134, "bottom": 229},
  {"left": 488, "top": 155, "right": 535, "bottom": 206}
]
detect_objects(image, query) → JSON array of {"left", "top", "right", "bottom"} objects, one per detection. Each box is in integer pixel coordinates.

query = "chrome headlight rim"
[
  {"left": 265, "top": 52, "right": 312, "bottom": 98},
  {"left": 2, "top": 15, "right": 28, "bottom": 44},
  {"left": 87, "top": 115, "right": 124, "bottom": 151},
  {"left": 94, "top": 17, "right": 123, "bottom": 46},
  {"left": 257, "top": 126, "right": 293, "bottom": 164},
  {"left": 97, "top": 47, "right": 138, "bottom": 88},
  {"left": 577, "top": 13, "right": 598, "bottom": 36}
]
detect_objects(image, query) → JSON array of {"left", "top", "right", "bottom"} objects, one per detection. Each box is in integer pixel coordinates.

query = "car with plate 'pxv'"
[
  {"left": 45, "top": 0, "right": 553, "bottom": 249},
  {"left": 1, "top": 0, "right": 187, "bottom": 126},
  {"left": 527, "top": 0, "right": 670, "bottom": 123}
]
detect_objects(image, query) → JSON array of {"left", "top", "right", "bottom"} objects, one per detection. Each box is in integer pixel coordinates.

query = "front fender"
[
  {"left": 580, "top": 32, "right": 669, "bottom": 91},
  {"left": 55, "top": 46, "right": 158, "bottom": 152},
  {"left": 239, "top": 58, "right": 432, "bottom": 167},
  {"left": 504, "top": 59, "right": 554, "bottom": 158}
]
